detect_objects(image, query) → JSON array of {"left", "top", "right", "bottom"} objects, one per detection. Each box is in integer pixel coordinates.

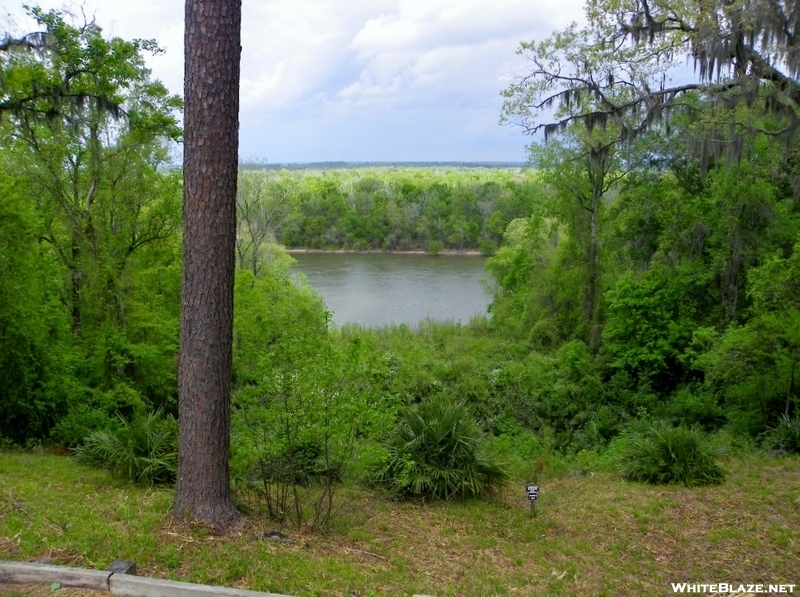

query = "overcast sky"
[{"left": 3, "top": 0, "right": 586, "bottom": 162}]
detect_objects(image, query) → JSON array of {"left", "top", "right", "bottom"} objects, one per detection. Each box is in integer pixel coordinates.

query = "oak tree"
[
  {"left": 502, "top": 0, "right": 800, "bottom": 163},
  {"left": 1, "top": 7, "right": 182, "bottom": 336}
]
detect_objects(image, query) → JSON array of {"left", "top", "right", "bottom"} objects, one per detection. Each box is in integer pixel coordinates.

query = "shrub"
[
  {"left": 658, "top": 387, "right": 725, "bottom": 431},
  {"left": 426, "top": 240, "right": 444, "bottom": 255},
  {"left": 230, "top": 266, "right": 358, "bottom": 530},
  {"left": 257, "top": 438, "right": 343, "bottom": 486},
  {"left": 375, "top": 398, "right": 509, "bottom": 499},
  {"left": 477, "top": 239, "right": 498, "bottom": 256},
  {"left": 487, "top": 424, "right": 547, "bottom": 480},
  {"left": 243, "top": 440, "right": 345, "bottom": 528},
  {"left": 51, "top": 383, "right": 149, "bottom": 447},
  {"left": 763, "top": 414, "right": 800, "bottom": 454},
  {"left": 74, "top": 409, "right": 177, "bottom": 484},
  {"left": 619, "top": 420, "right": 725, "bottom": 487}
]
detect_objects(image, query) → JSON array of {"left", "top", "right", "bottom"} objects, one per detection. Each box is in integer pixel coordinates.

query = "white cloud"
[
  {"left": 235, "top": 0, "right": 585, "bottom": 112},
  {"left": 239, "top": 0, "right": 347, "bottom": 109},
  {"left": 2, "top": 0, "right": 586, "bottom": 160},
  {"left": 2, "top": 0, "right": 185, "bottom": 94},
  {"left": 335, "top": 0, "right": 584, "bottom": 109}
]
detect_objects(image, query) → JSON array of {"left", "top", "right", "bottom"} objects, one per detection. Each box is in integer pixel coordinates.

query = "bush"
[
  {"left": 658, "top": 387, "right": 725, "bottom": 431},
  {"left": 257, "top": 439, "right": 343, "bottom": 486},
  {"left": 763, "top": 414, "right": 800, "bottom": 454},
  {"left": 619, "top": 420, "right": 725, "bottom": 487},
  {"left": 426, "top": 240, "right": 444, "bottom": 255},
  {"left": 477, "top": 239, "right": 498, "bottom": 256},
  {"left": 375, "top": 398, "right": 509, "bottom": 499},
  {"left": 230, "top": 267, "right": 355, "bottom": 530},
  {"left": 51, "top": 383, "right": 149, "bottom": 447},
  {"left": 74, "top": 409, "right": 177, "bottom": 484},
  {"left": 487, "top": 424, "right": 547, "bottom": 480}
]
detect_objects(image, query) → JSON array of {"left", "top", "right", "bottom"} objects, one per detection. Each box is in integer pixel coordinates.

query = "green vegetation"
[
  {"left": 618, "top": 421, "right": 726, "bottom": 487},
  {"left": 764, "top": 415, "right": 800, "bottom": 455},
  {"left": 73, "top": 409, "right": 177, "bottom": 485},
  {"left": 2, "top": 2, "right": 800, "bottom": 594},
  {"left": 0, "top": 6, "right": 182, "bottom": 447},
  {"left": 235, "top": 168, "right": 540, "bottom": 260},
  {"left": 3, "top": 7, "right": 796, "bottom": 468},
  {"left": 1, "top": 453, "right": 799, "bottom": 596},
  {"left": 375, "top": 398, "right": 509, "bottom": 499}
]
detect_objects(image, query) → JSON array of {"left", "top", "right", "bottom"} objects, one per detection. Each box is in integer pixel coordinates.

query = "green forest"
[
  {"left": 1, "top": 1, "right": 799, "bottom": 594},
  {"left": 1, "top": 0, "right": 800, "bottom": 529},
  {"left": 235, "top": 167, "right": 539, "bottom": 257}
]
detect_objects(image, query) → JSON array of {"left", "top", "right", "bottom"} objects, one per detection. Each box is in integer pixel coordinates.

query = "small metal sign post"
[{"left": 526, "top": 484, "right": 540, "bottom": 516}]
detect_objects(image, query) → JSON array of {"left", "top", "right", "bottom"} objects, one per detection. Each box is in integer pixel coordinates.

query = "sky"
[{"left": 2, "top": 0, "right": 586, "bottom": 163}]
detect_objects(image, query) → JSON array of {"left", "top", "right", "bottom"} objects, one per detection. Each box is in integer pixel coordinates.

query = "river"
[{"left": 289, "top": 252, "right": 492, "bottom": 327}]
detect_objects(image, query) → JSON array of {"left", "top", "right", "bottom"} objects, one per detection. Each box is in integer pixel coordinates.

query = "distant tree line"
[
  {"left": 238, "top": 161, "right": 527, "bottom": 171},
  {"left": 235, "top": 169, "right": 540, "bottom": 267}
]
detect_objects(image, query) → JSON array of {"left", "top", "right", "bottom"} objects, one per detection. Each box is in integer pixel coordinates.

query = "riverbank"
[{"left": 285, "top": 248, "right": 484, "bottom": 256}]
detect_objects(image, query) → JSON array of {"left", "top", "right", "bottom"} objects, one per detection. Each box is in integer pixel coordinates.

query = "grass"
[{"left": 1, "top": 452, "right": 799, "bottom": 596}]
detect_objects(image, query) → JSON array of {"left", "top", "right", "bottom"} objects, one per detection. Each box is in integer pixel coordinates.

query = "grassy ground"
[{"left": 0, "top": 452, "right": 798, "bottom": 597}]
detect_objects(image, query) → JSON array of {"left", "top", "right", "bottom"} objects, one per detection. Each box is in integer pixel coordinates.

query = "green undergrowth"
[{"left": 1, "top": 452, "right": 798, "bottom": 596}]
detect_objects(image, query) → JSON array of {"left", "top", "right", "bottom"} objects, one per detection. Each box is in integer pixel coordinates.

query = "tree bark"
[
  {"left": 172, "top": 0, "right": 242, "bottom": 531},
  {"left": 584, "top": 147, "right": 606, "bottom": 352},
  {"left": 586, "top": 185, "right": 601, "bottom": 350},
  {"left": 787, "top": 361, "right": 796, "bottom": 419}
]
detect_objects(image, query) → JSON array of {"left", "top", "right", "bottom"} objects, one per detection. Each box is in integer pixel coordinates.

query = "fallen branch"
[{"left": 342, "top": 547, "right": 388, "bottom": 561}]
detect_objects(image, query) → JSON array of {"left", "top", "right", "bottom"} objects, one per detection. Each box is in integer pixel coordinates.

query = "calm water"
[{"left": 290, "top": 252, "right": 492, "bottom": 327}]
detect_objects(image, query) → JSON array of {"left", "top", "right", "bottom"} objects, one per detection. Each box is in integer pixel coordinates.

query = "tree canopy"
[
  {"left": 502, "top": 0, "right": 800, "bottom": 164},
  {"left": 0, "top": 7, "right": 182, "bottom": 444},
  {"left": 0, "top": 7, "right": 180, "bottom": 131}
]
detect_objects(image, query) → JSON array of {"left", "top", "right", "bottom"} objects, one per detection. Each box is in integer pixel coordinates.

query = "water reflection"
[{"left": 289, "top": 252, "right": 492, "bottom": 327}]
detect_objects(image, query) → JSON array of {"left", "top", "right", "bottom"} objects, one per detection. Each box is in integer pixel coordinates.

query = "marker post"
[{"left": 526, "top": 484, "right": 540, "bottom": 516}]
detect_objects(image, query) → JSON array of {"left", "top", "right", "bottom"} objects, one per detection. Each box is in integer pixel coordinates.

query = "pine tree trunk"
[{"left": 172, "top": 0, "right": 242, "bottom": 531}]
